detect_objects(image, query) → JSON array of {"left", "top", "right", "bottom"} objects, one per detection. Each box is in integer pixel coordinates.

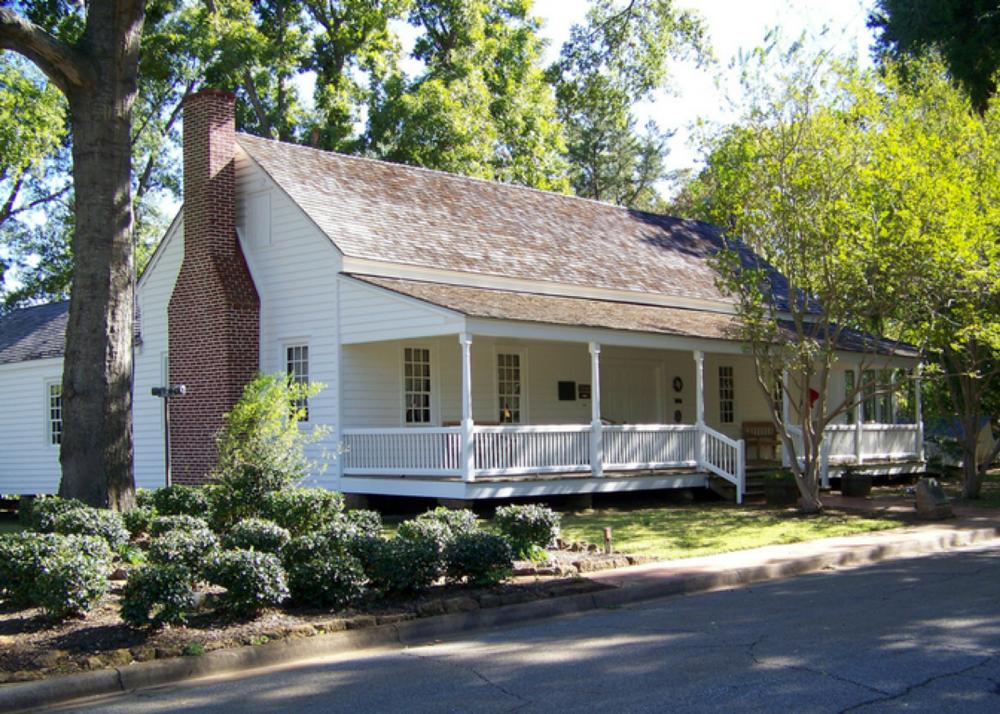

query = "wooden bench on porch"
[{"left": 742, "top": 421, "right": 778, "bottom": 462}]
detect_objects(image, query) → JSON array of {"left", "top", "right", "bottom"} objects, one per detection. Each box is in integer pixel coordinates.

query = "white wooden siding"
[
  {"left": 236, "top": 149, "right": 343, "bottom": 488},
  {"left": 338, "top": 277, "right": 466, "bottom": 344},
  {"left": 0, "top": 357, "right": 63, "bottom": 493}
]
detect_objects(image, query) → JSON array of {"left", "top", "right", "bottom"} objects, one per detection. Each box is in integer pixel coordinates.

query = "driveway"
[{"left": 56, "top": 544, "right": 1000, "bottom": 713}]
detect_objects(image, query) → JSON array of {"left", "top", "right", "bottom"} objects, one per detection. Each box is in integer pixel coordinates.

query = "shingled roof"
[
  {"left": 237, "top": 134, "right": 755, "bottom": 305},
  {"left": 0, "top": 301, "right": 68, "bottom": 365}
]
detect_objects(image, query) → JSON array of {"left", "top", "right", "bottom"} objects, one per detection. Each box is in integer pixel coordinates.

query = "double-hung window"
[
  {"left": 718, "top": 366, "right": 735, "bottom": 424},
  {"left": 497, "top": 352, "right": 522, "bottom": 424},
  {"left": 286, "top": 344, "right": 309, "bottom": 421},
  {"left": 404, "top": 347, "right": 432, "bottom": 424},
  {"left": 47, "top": 382, "right": 63, "bottom": 445}
]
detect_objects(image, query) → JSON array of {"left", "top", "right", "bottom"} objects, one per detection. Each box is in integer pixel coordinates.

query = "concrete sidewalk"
[{"left": 5, "top": 502, "right": 1000, "bottom": 713}]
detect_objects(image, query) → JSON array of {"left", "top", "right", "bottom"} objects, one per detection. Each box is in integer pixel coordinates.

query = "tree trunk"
[
  {"left": 54, "top": 3, "right": 144, "bottom": 511},
  {"left": 960, "top": 411, "right": 983, "bottom": 499}
]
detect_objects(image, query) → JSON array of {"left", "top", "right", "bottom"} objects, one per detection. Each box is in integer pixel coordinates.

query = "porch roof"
[{"left": 347, "top": 275, "right": 919, "bottom": 358}]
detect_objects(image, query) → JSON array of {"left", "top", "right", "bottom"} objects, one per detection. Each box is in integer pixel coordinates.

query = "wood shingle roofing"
[{"left": 236, "top": 133, "right": 741, "bottom": 304}]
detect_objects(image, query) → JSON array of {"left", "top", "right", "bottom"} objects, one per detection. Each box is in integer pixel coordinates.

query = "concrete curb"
[{"left": 3, "top": 522, "right": 998, "bottom": 713}]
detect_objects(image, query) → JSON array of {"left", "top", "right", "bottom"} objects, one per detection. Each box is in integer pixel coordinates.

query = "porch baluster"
[{"left": 589, "top": 342, "right": 604, "bottom": 477}]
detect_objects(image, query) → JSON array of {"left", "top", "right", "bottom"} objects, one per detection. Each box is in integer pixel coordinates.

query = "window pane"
[{"left": 404, "top": 347, "right": 432, "bottom": 424}]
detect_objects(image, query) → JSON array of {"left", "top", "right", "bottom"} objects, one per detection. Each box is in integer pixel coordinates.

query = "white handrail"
[{"left": 700, "top": 424, "right": 745, "bottom": 503}]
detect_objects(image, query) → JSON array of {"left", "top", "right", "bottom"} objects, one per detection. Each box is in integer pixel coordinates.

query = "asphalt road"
[{"left": 57, "top": 544, "right": 1000, "bottom": 713}]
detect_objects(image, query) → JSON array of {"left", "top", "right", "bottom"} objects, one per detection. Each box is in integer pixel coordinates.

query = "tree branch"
[{"left": 0, "top": 9, "right": 93, "bottom": 93}]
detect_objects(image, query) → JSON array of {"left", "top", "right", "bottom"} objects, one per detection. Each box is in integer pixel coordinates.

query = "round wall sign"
[
  {"left": 673, "top": 409, "right": 683, "bottom": 423},
  {"left": 672, "top": 376, "right": 684, "bottom": 393}
]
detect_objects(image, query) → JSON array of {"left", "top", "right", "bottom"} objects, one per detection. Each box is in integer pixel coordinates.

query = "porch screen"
[
  {"left": 404, "top": 347, "right": 432, "bottom": 424},
  {"left": 719, "top": 366, "right": 734, "bottom": 424},
  {"left": 497, "top": 352, "right": 522, "bottom": 423}
]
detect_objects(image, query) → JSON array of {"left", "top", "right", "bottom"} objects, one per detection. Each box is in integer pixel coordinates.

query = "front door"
[{"left": 600, "top": 360, "right": 662, "bottom": 424}]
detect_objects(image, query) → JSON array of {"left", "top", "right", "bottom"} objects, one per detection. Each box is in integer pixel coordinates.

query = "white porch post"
[
  {"left": 914, "top": 363, "right": 924, "bottom": 461},
  {"left": 820, "top": 439, "right": 831, "bottom": 490},
  {"left": 855, "top": 368, "right": 865, "bottom": 465},
  {"left": 889, "top": 370, "right": 897, "bottom": 423},
  {"left": 589, "top": 342, "right": 603, "bottom": 477},
  {"left": 781, "top": 369, "right": 791, "bottom": 467},
  {"left": 460, "top": 333, "right": 475, "bottom": 483},
  {"left": 694, "top": 350, "right": 705, "bottom": 470}
]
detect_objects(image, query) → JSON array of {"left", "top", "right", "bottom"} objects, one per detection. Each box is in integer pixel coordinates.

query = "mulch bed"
[{"left": 0, "top": 544, "right": 647, "bottom": 684}]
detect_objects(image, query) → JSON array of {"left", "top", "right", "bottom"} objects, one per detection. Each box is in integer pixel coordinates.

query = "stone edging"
[{"left": 2, "top": 523, "right": 998, "bottom": 713}]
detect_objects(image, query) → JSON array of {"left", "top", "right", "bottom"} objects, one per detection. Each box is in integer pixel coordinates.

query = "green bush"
[
  {"left": 148, "top": 528, "right": 219, "bottom": 576},
  {"left": 52, "top": 507, "right": 130, "bottom": 551},
  {"left": 120, "top": 563, "right": 197, "bottom": 628},
  {"left": 340, "top": 509, "right": 383, "bottom": 539},
  {"left": 445, "top": 532, "right": 513, "bottom": 585},
  {"left": 365, "top": 534, "right": 440, "bottom": 596},
  {"left": 206, "top": 549, "right": 289, "bottom": 615},
  {"left": 222, "top": 518, "right": 290, "bottom": 555},
  {"left": 151, "top": 485, "right": 211, "bottom": 517},
  {"left": 33, "top": 535, "right": 113, "bottom": 618},
  {"left": 396, "top": 518, "right": 450, "bottom": 558},
  {"left": 416, "top": 507, "right": 479, "bottom": 538},
  {"left": 211, "top": 374, "right": 327, "bottom": 527},
  {"left": 493, "top": 504, "right": 560, "bottom": 557},
  {"left": 286, "top": 549, "right": 366, "bottom": 608},
  {"left": 22, "top": 496, "right": 88, "bottom": 531},
  {"left": 259, "top": 488, "right": 343, "bottom": 536},
  {"left": 134, "top": 488, "right": 156, "bottom": 509},
  {"left": 0, "top": 532, "right": 61, "bottom": 604},
  {"left": 149, "top": 514, "right": 211, "bottom": 537},
  {"left": 122, "top": 506, "right": 157, "bottom": 538}
]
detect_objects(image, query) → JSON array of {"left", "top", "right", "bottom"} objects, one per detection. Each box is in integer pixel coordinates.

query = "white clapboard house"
[{"left": 0, "top": 90, "right": 926, "bottom": 503}]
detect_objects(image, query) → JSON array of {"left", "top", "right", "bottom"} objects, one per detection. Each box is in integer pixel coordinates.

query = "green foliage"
[
  {"left": 148, "top": 528, "right": 219, "bottom": 576},
  {"left": 338, "top": 509, "right": 383, "bottom": 540},
  {"left": 212, "top": 374, "right": 327, "bottom": 527},
  {"left": 206, "top": 549, "right": 289, "bottom": 615},
  {"left": 134, "top": 488, "right": 156, "bottom": 509},
  {"left": 258, "top": 487, "right": 344, "bottom": 536},
  {"left": 150, "top": 485, "right": 211, "bottom": 517},
  {"left": 444, "top": 531, "right": 513, "bottom": 585},
  {"left": 869, "top": 0, "right": 1000, "bottom": 113},
  {"left": 52, "top": 507, "right": 130, "bottom": 552},
  {"left": 120, "top": 563, "right": 197, "bottom": 628},
  {"left": 0, "top": 532, "right": 111, "bottom": 617},
  {"left": 414, "top": 507, "right": 479, "bottom": 538},
  {"left": 284, "top": 542, "right": 366, "bottom": 608},
  {"left": 149, "top": 514, "right": 211, "bottom": 538},
  {"left": 493, "top": 504, "right": 560, "bottom": 557},
  {"left": 22, "top": 496, "right": 87, "bottom": 532},
  {"left": 222, "top": 518, "right": 291, "bottom": 555},
  {"left": 122, "top": 506, "right": 157, "bottom": 538}
]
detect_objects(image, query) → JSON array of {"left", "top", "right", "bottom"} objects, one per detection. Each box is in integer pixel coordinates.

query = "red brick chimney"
[{"left": 167, "top": 89, "right": 260, "bottom": 484}]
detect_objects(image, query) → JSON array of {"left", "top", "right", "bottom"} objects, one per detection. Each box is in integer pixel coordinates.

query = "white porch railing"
[
  {"left": 603, "top": 424, "right": 699, "bottom": 470},
  {"left": 701, "top": 425, "right": 746, "bottom": 504},
  {"left": 341, "top": 427, "right": 462, "bottom": 476},
  {"left": 473, "top": 425, "right": 591, "bottom": 477},
  {"left": 788, "top": 423, "right": 921, "bottom": 465}
]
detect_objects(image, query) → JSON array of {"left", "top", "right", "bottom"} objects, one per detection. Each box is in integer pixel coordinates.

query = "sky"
[{"left": 529, "top": 0, "right": 878, "bottom": 193}]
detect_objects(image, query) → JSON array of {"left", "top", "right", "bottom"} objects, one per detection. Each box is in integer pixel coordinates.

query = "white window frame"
[
  {"left": 45, "top": 379, "right": 63, "bottom": 447},
  {"left": 402, "top": 345, "right": 435, "bottom": 426},
  {"left": 495, "top": 348, "right": 527, "bottom": 424},
  {"left": 718, "top": 365, "right": 735, "bottom": 424},
  {"left": 285, "top": 342, "right": 310, "bottom": 422}
]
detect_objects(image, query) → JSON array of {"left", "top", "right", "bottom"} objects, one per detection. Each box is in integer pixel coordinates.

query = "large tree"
[
  {"left": 0, "top": 1, "right": 146, "bottom": 509},
  {"left": 869, "top": 0, "right": 1000, "bottom": 114}
]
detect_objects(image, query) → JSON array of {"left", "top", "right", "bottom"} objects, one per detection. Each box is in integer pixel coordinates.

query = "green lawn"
[
  {"left": 558, "top": 503, "right": 899, "bottom": 561},
  {"left": 874, "top": 469, "right": 1000, "bottom": 508}
]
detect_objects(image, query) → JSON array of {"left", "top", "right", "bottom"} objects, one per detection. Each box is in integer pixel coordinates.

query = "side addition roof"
[{"left": 0, "top": 301, "right": 68, "bottom": 365}]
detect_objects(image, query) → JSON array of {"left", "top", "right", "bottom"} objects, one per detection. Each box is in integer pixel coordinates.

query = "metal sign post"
[{"left": 151, "top": 385, "right": 186, "bottom": 487}]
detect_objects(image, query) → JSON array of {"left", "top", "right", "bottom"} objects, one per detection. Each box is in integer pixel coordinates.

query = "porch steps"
[{"left": 707, "top": 472, "right": 768, "bottom": 503}]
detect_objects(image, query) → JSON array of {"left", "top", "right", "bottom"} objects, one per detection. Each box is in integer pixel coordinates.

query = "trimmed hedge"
[
  {"left": 494, "top": 504, "right": 560, "bottom": 557},
  {"left": 22, "top": 496, "right": 87, "bottom": 532},
  {"left": 222, "top": 518, "right": 290, "bottom": 555},
  {"left": 149, "top": 514, "right": 211, "bottom": 537},
  {"left": 259, "top": 488, "right": 344, "bottom": 536},
  {"left": 120, "top": 563, "right": 197, "bottom": 628},
  {"left": 52, "top": 507, "right": 130, "bottom": 552},
  {"left": 364, "top": 534, "right": 440, "bottom": 596},
  {"left": 122, "top": 506, "right": 157, "bottom": 538},
  {"left": 150, "top": 485, "right": 211, "bottom": 517},
  {"left": 445, "top": 532, "right": 513, "bottom": 585},
  {"left": 148, "top": 527, "right": 219, "bottom": 576},
  {"left": 415, "top": 507, "right": 479, "bottom": 539},
  {"left": 206, "top": 549, "right": 289, "bottom": 615}
]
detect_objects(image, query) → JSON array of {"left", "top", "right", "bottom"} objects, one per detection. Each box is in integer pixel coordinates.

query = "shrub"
[
  {"left": 493, "top": 504, "right": 560, "bottom": 557},
  {"left": 148, "top": 528, "right": 219, "bottom": 576},
  {"left": 134, "top": 488, "right": 156, "bottom": 509},
  {"left": 206, "top": 549, "right": 289, "bottom": 615},
  {"left": 120, "top": 563, "right": 197, "bottom": 628},
  {"left": 149, "top": 514, "right": 211, "bottom": 537},
  {"left": 365, "top": 535, "right": 440, "bottom": 596},
  {"left": 52, "top": 507, "right": 130, "bottom": 551},
  {"left": 22, "top": 496, "right": 87, "bottom": 532},
  {"left": 286, "top": 549, "right": 366, "bottom": 608},
  {"left": 259, "top": 488, "right": 343, "bottom": 536},
  {"left": 122, "top": 506, "right": 157, "bottom": 538},
  {"left": 445, "top": 532, "right": 513, "bottom": 585},
  {"left": 151, "top": 485, "right": 211, "bottom": 517},
  {"left": 211, "top": 374, "right": 327, "bottom": 527},
  {"left": 33, "top": 536, "right": 113, "bottom": 618},
  {"left": 222, "top": 518, "right": 290, "bottom": 555},
  {"left": 416, "top": 507, "right": 479, "bottom": 539},
  {"left": 340, "top": 509, "right": 383, "bottom": 539},
  {"left": 0, "top": 532, "right": 61, "bottom": 604}
]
